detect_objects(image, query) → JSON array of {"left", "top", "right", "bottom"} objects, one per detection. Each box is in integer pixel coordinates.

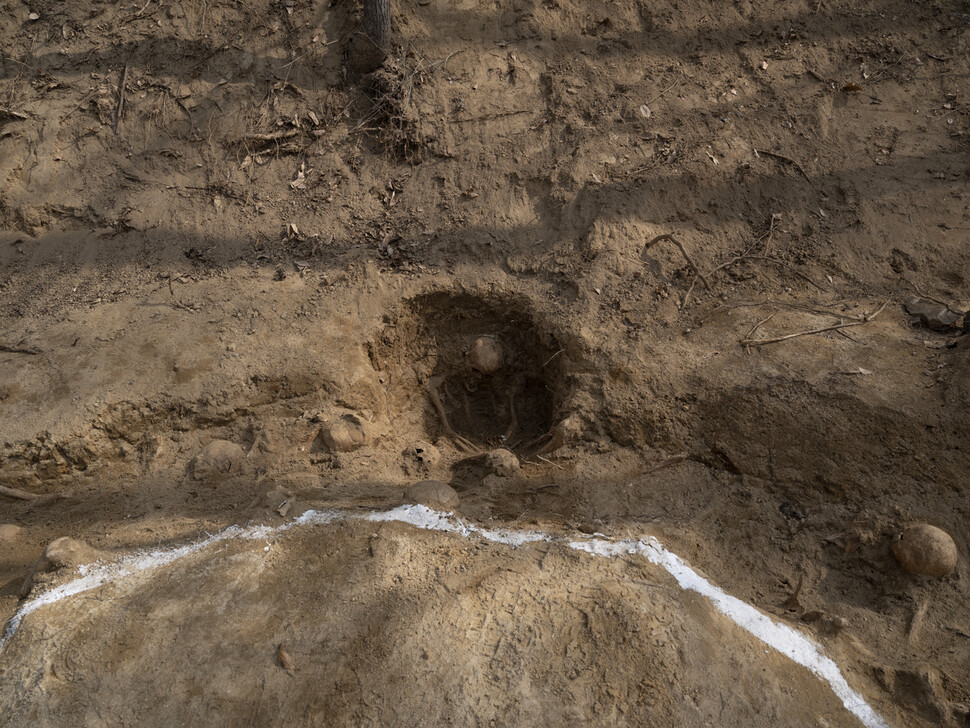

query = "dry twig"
[
  {"left": 243, "top": 129, "right": 300, "bottom": 143},
  {"left": 643, "top": 452, "right": 688, "bottom": 474},
  {"left": 679, "top": 215, "right": 826, "bottom": 307},
  {"left": 754, "top": 148, "right": 811, "bottom": 182},
  {"left": 113, "top": 57, "right": 130, "bottom": 135},
  {"left": 643, "top": 234, "right": 711, "bottom": 294},
  {"left": 0, "top": 341, "right": 41, "bottom": 354},
  {"left": 741, "top": 299, "right": 890, "bottom": 346}
]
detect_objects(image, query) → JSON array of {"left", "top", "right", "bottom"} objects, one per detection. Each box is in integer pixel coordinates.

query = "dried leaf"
[
  {"left": 639, "top": 104, "right": 651, "bottom": 119},
  {"left": 278, "top": 644, "right": 295, "bottom": 670},
  {"left": 842, "top": 83, "right": 863, "bottom": 93}
]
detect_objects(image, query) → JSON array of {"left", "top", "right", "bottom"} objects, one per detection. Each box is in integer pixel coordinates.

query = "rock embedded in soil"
[
  {"left": 189, "top": 440, "right": 245, "bottom": 481},
  {"left": 486, "top": 448, "right": 520, "bottom": 477},
  {"left": 891, "top": 524, "right": 958, "bottom": 577},
  {"left": 40, "top": 537, "right": 100, "bottom": 569},
  {"left": 403, "top": 441, "right": 441, "bottom": 468},
  {"left": 21, "top": 537, "right": 102, "bottom": 597},
  {"left": 0, "top": 523, "right": 24, "bottom": 545},
  {"left": 321, "top": 414, "right": 367, "bottom": 452},
  {"left": 466, "top": 336, "right": 504, "bottom": 375},
  {"left": 405, "top": 480, "right": 459, "bottom": 511}
]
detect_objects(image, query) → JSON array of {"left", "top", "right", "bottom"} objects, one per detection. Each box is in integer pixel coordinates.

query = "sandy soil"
[{"left": 0, "top": 0, "right": 969, "bottom": 724}]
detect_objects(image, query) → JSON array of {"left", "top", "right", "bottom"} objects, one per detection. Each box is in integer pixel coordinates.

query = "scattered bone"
[
  {"left": 263, "top": 486, "right": 296, "bottom": 517},
  {"left": 404, "top": 480, "right": 459, "bottom": 511},
  {"left": 531, "top": 414, "right": 583, "bottom": 457},
  {"left": 428, "top": 375, "right": 478, "bottom": 453},
  {"left": 189, "top": 440, "right": 245, "bottom": 481},
  {"left": 891, "top": 524, "right": 958, "bottom": 578},
  {"left": 486, "top": 448, "right": 520, "bottom": 477},
  {"left": 320, "top": 414, "right": 367, "bottom": 453}
]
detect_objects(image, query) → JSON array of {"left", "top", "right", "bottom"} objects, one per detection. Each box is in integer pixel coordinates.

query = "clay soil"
[{"left": 0, "top": 0, "right": 969, "bottom": 725}]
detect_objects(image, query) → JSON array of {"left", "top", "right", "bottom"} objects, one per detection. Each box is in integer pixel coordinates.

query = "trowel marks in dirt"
[{"left": 2, "top": 505, "right": 888, "bottom": 728}]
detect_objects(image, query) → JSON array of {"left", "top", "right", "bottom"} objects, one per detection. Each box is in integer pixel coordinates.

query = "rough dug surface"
[{"left": 1, "top": 0, "right": 970, "bottom": 724}]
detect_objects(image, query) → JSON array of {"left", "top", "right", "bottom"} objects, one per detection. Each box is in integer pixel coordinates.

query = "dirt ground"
[{"left": 0, "top": 0, "right": 968, "bottom": 724}]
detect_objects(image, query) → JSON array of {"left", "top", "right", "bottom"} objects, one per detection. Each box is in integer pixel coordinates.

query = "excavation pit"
[{"left": 370, "top": 292, "right": 565, "bottom": 454}]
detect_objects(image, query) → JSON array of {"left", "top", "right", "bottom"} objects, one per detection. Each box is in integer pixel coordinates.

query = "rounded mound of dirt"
[{"left": 0, "top": 520, "right": 865, "bottom": 728}]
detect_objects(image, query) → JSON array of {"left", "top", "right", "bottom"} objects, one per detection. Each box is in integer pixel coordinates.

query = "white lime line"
[{"left": 1, "top": 505, "right": 888, "bottom": 728}]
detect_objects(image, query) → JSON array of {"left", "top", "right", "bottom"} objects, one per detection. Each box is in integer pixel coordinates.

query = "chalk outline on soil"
[{"left": 1, "top": 505, "right": 888, "bottom": 728}]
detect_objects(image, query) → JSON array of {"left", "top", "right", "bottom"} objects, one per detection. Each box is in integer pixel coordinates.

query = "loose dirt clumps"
[
  {"left": 319, "top": 414, "right": 368, "bottom": 453},
  {"left": 188, "top": 440, "right": 245, "bottom": 482},
  {"left": 485, "top": 448, "right": 520, "bottom": 477}
]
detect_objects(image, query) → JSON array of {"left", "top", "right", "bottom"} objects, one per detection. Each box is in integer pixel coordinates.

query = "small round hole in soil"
[{"left": 371, "top": 291, "right": 564, "bottom": 453}]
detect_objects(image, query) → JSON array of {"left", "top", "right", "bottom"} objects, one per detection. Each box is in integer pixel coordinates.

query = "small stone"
[
  {"left": 403, "top": 441, "right": 441, "bottom": 468},
  {"left": 0, "top": 524, "right": 24, "bottom": 545},
  {"left": 21, "top": 537, "right": 101, "bottom": 597},
  {"left": 405, "top": 480, "right": 459, "bottom": 511},
  {"left": 486, "top": 448, "right": 519, "bottom": 477},
  {"left": 321, "top": 414, "right": 367, "bottom": 452},
  {"left": 41, "top": 537, "right": 99, "bottom": 569},
  {"left": 891, "top": 524, "right": 958, "bottom": 578},
  {"left": 189, "top": 439, "right": 245, "bottom": 481}
]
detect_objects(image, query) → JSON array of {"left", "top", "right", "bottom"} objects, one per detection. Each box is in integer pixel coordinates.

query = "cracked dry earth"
[{"left": 1, "top": 0, "right": 969, "bottom": 725}]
